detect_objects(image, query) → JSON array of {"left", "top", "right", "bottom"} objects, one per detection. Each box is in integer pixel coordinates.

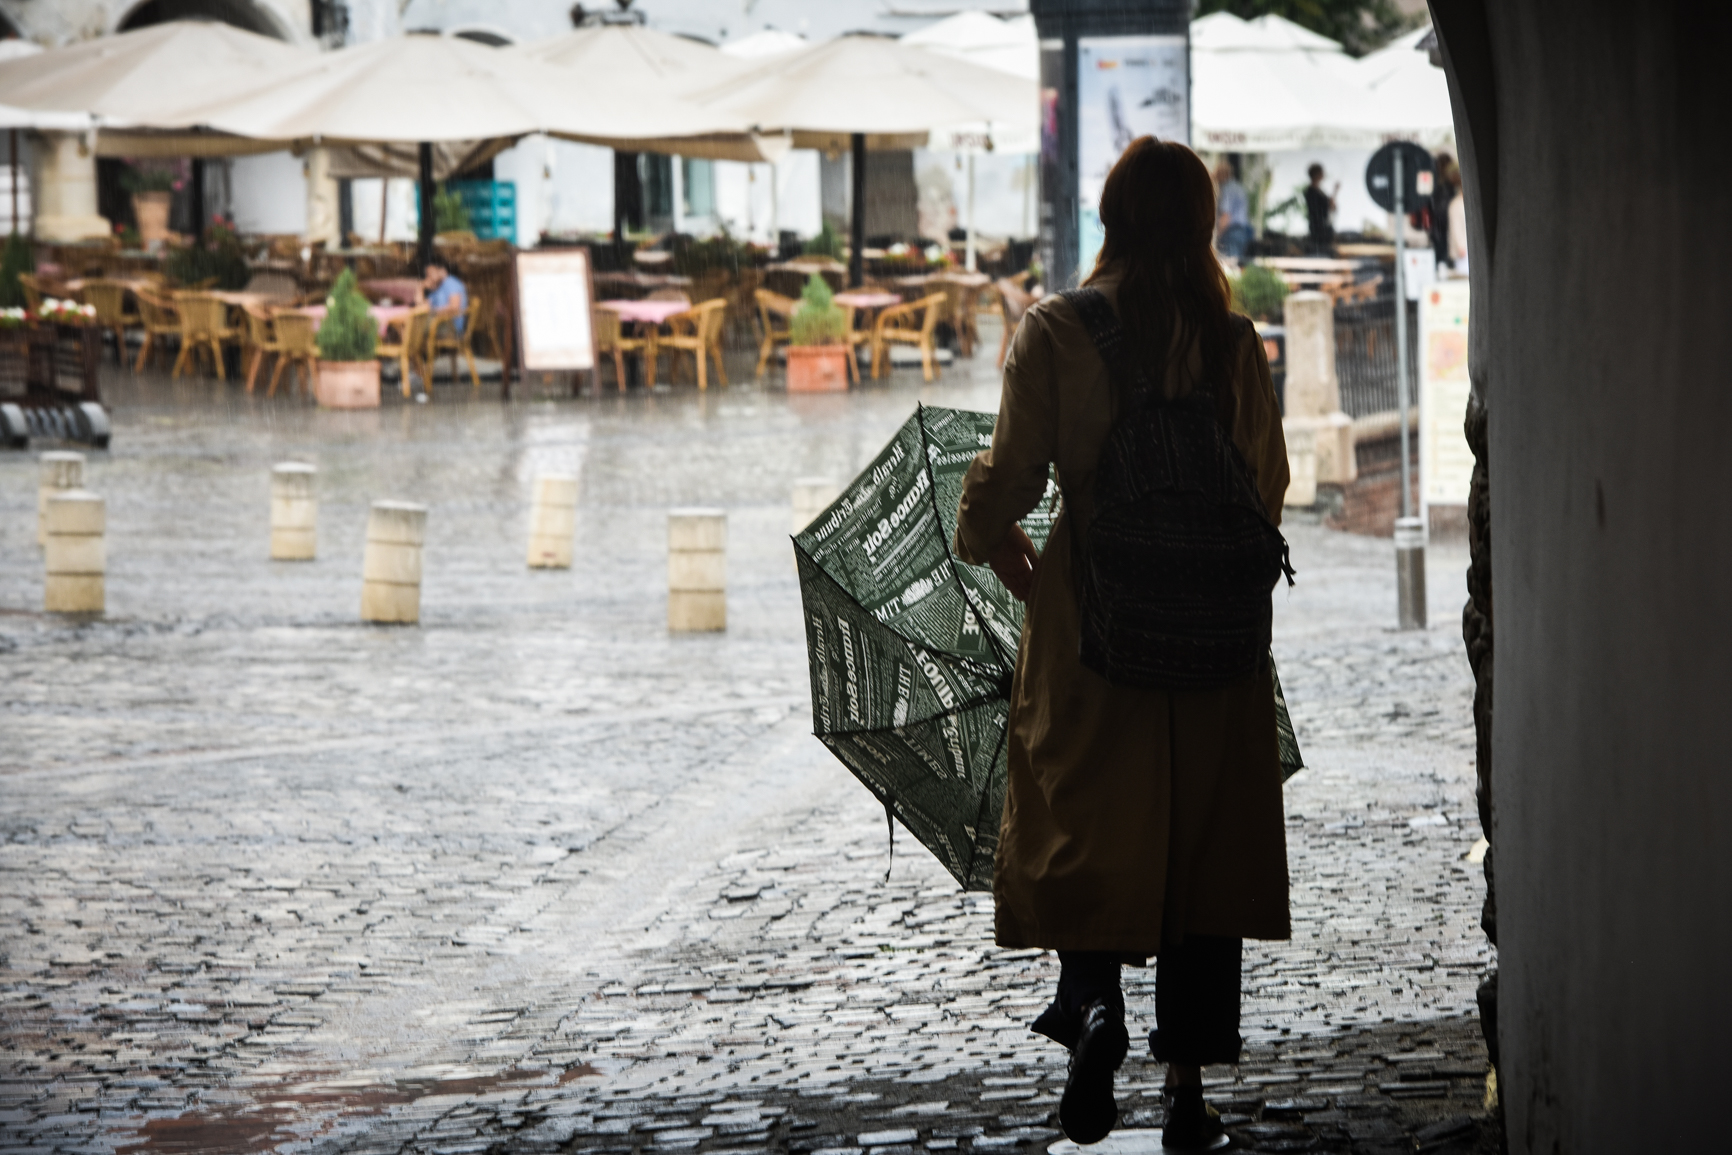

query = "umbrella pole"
[
  {"left": 190, "top": 158, "right": 205, "bottom": 242},
  {"left": 8, "top": 128, "right": 17, "bottom": 236},
  {"left": 965, "top": 152, "right": 977, "bottom": 273},
  {"left": 849, "top": 132, "right": 866, "bottom": 288},
  {"left": 416, "top": 141, "right": 434, "bottom": 272}
]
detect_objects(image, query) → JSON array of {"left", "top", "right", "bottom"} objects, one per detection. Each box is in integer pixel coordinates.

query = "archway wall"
[
  {"left": 0, "top": 0, "right": 310, "bottom": 46},
  {"left": 1431, "top": 2, "right": 1732, "bottom": 1151}
]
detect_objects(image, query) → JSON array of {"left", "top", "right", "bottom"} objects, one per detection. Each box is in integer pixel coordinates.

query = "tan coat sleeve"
[{"left": 953, "top": 303, "right": 1060, "bottom": 565}]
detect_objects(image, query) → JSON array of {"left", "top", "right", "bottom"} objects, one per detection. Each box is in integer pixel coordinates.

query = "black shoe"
[
  {"left": 1161, "top": 1084, "right": 1227, "bottom": 1151},
  {"left": 1030, "top": 1001, "right": 1081, "bottom": 1050},
  {"left": 1058, "top": 999, "right": 1127, "bottom": 1146}
]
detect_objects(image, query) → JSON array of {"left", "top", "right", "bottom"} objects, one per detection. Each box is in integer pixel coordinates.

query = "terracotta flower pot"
[
  {"left": 315, "top": 360, "right": 381, "bottom": 409},
  {"left": 132, "top": 192, "right": 172, "bottom": 244},
  {"left": 785, "top": 344, "right": 850, "bottom": 393}
]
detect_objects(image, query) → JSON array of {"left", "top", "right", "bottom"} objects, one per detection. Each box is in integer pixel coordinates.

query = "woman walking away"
[{"left": 952, "top": 137, "right": 1292, "bottom": 1150}]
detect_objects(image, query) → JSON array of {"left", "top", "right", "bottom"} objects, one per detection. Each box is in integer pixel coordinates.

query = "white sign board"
[
  {"left": 515, "top": 249, "right": 595, "bottom": 371},
  {"left": 1419, "top": 279, "right": 1472, "bottom": 507},
  {"left": 1076, "top": 35, "right": 1189, "bottom": 274}
]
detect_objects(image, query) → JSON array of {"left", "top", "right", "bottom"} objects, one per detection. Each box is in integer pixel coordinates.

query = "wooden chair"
[
  {"left": 377, "top": 306, "right": 434, "bottom": 399},
  {"left": 593, "top": 307, "right": 627, "bottom": 392},
  {"left": 872, "top": 292, "right": 947, "bottom": 381},
  {"left": 79, "top": 280, "right": 143, "bottom": 365},
  {"left": 170, "top": 292, "right": 242, "bottom": 381},
  {"left": 659, "top": 298, "right": 729, "bottom": 391},
  {"left": 17, "top": 272, "right": 44, "bottom": 313},
  {"left": 753, "top": 288, "right": 795, "bottom": 376},
  {"left": 430, "top": 296, "right": 485, "bottom": 392},
  {"left": 133, "top": 290, "right": 182, "bottom": 373},
  {"left": 267, "top": 311, "right": 317, "bottom": 398},
  {"left": 241, "top": 305, "right": 283, "bottom": 393},
  {"left": 994, "top": 276, "right": 1036, "bottom": 369},
  {"left": 837, "top": 303, "right": 875, "bottom": 385}
]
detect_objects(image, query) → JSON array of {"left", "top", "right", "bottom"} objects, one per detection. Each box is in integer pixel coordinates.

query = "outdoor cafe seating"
[
  {"left": 430, "top": 297, "right": 486, "bottom": 392},
  {"left": 753, "top": 288, "right": 795, "bottom": 377},
  {"left": 657, "top": 298, "right": 729, "bottom": 392},
  {"left": 872, "top": 292, "right": 947, "bottom": 382},
  {"left": 267, "top": 311, "right": 318, "bottom": 398},
  {"left": 171, "top": 292, "right": 242, "bottom": 382},
  {"left": 241, "top": 304, "right": 281, "bottom": 393}
]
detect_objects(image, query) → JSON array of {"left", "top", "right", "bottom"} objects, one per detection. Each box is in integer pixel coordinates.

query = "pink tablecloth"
[
  {"left": 834, "top": 291, "right": 902, "bottom": 310},
  {"left": 598, "top": 297, "right": 690, "bottom": 325},
  {"left": 293, "top": 304, "right": 415, "bottom": 337}
]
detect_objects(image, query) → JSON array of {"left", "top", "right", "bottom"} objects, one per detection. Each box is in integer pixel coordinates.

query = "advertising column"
[{"left": 1075, "top": 36, "right": 1188, "bottom": 273}]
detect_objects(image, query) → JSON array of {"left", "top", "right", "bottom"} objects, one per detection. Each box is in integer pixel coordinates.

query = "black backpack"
[{"left": 1060, "top": 287, "right": 1294, "bottom": 690}]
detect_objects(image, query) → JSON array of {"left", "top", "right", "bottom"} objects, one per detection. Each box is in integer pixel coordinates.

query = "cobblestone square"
[{"left": 3, "top": 333, "right": 1492, "bottom": 1154}]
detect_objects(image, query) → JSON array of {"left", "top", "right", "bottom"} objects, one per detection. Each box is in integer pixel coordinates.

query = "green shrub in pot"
[
  {"left": 789, "top": 273, "right": 847, "bottom": 346},
  {"left": 316, "top": 269, "right": 377, "bottom": 362}
]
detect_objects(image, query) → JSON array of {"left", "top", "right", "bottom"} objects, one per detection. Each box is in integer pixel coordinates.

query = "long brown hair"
[{"left": 1083, "top": 137, "right": 1236, "bottom": 391}]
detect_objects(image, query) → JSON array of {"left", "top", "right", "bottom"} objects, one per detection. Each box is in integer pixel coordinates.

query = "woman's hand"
[{"left": 988, "top": 524, "right": 1040, "bottom": 603}]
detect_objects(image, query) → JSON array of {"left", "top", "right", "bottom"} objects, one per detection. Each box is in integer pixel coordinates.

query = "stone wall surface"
[{"left": 1432, "top": 2, "right": 1732, "bottom": 1150}]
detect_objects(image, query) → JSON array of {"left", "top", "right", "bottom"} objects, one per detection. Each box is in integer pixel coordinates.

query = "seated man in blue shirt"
[{"left": 423, "top": 256, "right": 468, "bottom": 334}]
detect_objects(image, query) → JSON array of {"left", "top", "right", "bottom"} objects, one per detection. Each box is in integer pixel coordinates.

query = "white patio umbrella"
[
  {"left": 1353, "top": 26, "right": 1456, "bottom": 150},
  {"left": 145, "top": 32, "right": 764, "bottom": 263},
  {"left": 689, "top": 32, "right": 1037, "bottom": 283},
  {"left": 719, "top": 29, "right": 808, "bottom": 59},
  {"left": 1190, "top": 12, "right": 1388, "bottom": 152}
]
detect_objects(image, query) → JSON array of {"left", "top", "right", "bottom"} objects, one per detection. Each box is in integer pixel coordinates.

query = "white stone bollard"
[
  {"left": 668, "top": 507, "right": 725, "bottom": 632},
  {"left": 791, "top": 477, "right": 840, "bottom": 534},
  {"left": 43, "top": 490, "right": 104, "bottom": 614},
  {"left": 361, "top": 501, "right": 427, "bottom": 624},
  {"left": 1282, "top": 291, "right": 1356, "bottom": 485},
  {"left": 1283, "top": 425, "right": 1319, "bottom": 507},
  {"left": 526, "top": 474, "right": 579, "bottom": 569},
  {"left": 270, "top": 463, "right": 317, "bottom": 561},
  {"left": 37, "top": 451, "right": 85, "bottom": 546}
]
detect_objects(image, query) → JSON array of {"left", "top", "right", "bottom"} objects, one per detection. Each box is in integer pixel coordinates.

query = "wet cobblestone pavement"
[{"left": 2, "top": 334, "right": 1494, "bottom": 1153}]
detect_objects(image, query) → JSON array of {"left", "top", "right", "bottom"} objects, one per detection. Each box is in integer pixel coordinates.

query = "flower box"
[
  {"left": 785, "top": 345, "right": 850, "bottom": 393},
  {"left": 316, "top": 360, "right": 381, "bottom": 409}
]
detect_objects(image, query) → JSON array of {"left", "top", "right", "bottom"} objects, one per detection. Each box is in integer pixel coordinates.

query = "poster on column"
[
  {"left": 1419, "top": 279, "right": 1473, "bottom": 507},
  {"left": 1076, "top": 35, "right": 1188, "bottom": 273}
]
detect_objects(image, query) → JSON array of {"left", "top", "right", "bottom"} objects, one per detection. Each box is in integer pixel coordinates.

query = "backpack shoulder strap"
[{"left": 1057, "top": 287, "right": 1125, "bottom": 376}]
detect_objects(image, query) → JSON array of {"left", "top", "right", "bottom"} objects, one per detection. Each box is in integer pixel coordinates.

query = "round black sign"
[{"left": 1364, "top": 142, "right": 1435, "bottom": 212}]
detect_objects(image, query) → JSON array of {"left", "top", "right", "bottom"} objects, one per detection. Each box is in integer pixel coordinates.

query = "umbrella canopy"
[
  {"left": 904, "top": 12, "right": 1038, "bottom": 154},
  {"left": 795, "top": 406, "right": 1055, "bottom": 891},
  {"left": 1191, "top": 12, "right": 1389, "bottom": 151},
  {"left": 795, "top": 405, "right": 1307, "bottom": 890},
  {"left": 0, "top": 20, "right": 308, "bottom": 123},
  {"left": 511, "top": 25, "right": 785, "bottom": 161},
  {"left": 691, "top": 32, "right": 1035, "bottom": 143},
  {"left": 719, "top": 29, "right": 809, "bottom": 58},
  {"left": 1352, "top": 26, "right": 1456, "bottom": 149}
]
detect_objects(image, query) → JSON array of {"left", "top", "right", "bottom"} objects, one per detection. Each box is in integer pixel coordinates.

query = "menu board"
[
  {"left": 1419, "top": 279, "right": 1473, "bottom": 507},
  {"left": 514, "top": 249, "right": 595, "bottom": 371}
]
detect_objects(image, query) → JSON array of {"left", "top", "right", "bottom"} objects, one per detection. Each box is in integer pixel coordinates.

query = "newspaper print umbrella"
[{"left": 794, "top": 405, "right": 1303, "bottom": 892}]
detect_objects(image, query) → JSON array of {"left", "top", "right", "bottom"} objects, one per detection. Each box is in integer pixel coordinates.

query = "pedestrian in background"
[
  {"left": 1213, "top": 158, "right": 1252, "bottom": 260},
  {"left": 953, "top": 137, "right": 1292, "bottom": 1151},
  {"left": 1303, "top": 162, "right": 1336, "bottom": 254}
]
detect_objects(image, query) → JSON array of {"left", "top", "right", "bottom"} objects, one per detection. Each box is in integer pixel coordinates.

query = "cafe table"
[
  {"left": 290, "top": 303, "right": 416, "bottom": 337},
  {"left": 597, "top": 296, "right": 691, "bottom": 388}
]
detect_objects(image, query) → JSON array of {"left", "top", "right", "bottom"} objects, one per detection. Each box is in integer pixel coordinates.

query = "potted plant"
[
  {"left": 120, "top": 164, "right": 182, "bottom": 244},
  {"left": 785, "top": 274, "right": 850, "bottom": 393},
  {"left": 1230, "top": 263, "right": 1290, "bottom": 323},
  {"left": 314, "top": 269, "right": 380, "bottom": 408}
]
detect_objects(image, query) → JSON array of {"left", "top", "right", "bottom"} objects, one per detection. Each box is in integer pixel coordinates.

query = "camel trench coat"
[{"left": 953, "top": 269, "right": 1293, "bottom": 954}]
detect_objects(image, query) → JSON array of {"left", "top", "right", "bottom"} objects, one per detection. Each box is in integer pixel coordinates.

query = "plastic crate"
[{"left": 449, "top": 180, "right": 517, "bottom": 242}]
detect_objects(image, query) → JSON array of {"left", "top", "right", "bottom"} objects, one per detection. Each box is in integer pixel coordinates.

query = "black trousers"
[{"left": 1057, "top": 937, "right": 1244, "bottom": 1066}]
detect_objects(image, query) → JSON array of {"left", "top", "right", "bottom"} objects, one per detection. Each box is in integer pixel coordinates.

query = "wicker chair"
[
  {"left": 994, "top": 276, "right": 1037, "bottom": 369},
  {"left": 753, "top": 289, "right": 795, "bottom": 377},
  {"left": 79, "top": 280, "right": 143, "bottom": 365},
  {"left": 171, "top": 292, "right": 242, "bottom": 381},
  {"left": 871, "top": 292, "right": 947, "bottom": 382},
  {"left": 16, "top": 272, "right": 44, "bottom": 313},
  {"left": 241, "top": 305, "right": 283, "bottom": 393},
  {"left": 430, "top": 296, "right": 485, "bottom": 392},
  {"left": 377, "top": 306, "right": 434, "bottom": 399},
  {"left": 268, "top": 311, "right": 317, "bottom": 398},
  {"left": 659, "top": 298, "right": 729, "bottom": 391},
  {"left": 133, "top": 290, "right": 182, "bottom": 373}
]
